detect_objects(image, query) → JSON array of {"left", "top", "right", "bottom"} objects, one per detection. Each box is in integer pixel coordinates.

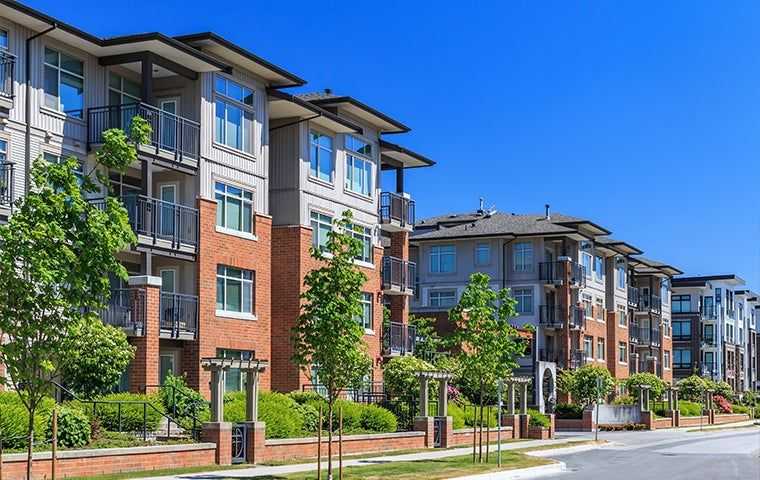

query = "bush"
[
  {"left": 296, "top": 402, "right": 320, "bottom": 433},
  {"left": 625, "top": 373, "right": 666, "bottom": 401},
  {"left": 462, "top": 403, "right": 498, "bottom": 427},
  {"left": 564, "top": 365, "right": 614, "bottom": 407},
  {"left": 713, "top": 395, "right": 732, "bottom": 414},
  {"left": 47, "top": 406, "right": 90, "bottom": 448},
  {"left": 527, "top": 409, "right": 550, "bottom": 428},
  {"left": 288, "top": 391, "right": 324, "bottom": 405},
  {"left": 554, "top": 403, "right": 583, "bottom": 419},
  {"left": 732, "top": 405, "right": 749, "bottom": 415},
  {"left": 383, "top": 356, "right": 435, "bottom": 399},
  {"left": 448, "top": 403, "right": 466, "bottom": 429},
  {"left": 611, "top": 395, "right": 636, "bottom": 406},
  {"left": 78, "top": 392, "right": 164, "bottom": 432},
  {"left": 0, "top": 392, "right": 55, "bottom": 448},
  {"left": 160, "top": 374, "right": 210, "bottom": 429},
  {"left": 677, "top": 375, "right": 708, "bottom": 402},
  {"left": 678, "top": 400, "right": 703, "bottom": 417},
  {"left": 359, "top": 404, "right": 397, "bottom": 432},
  {"left": 706, "top": 380, "right": 734, "bottom": 402},
  {"left": 225, "top": 391, "right": 305, "bottom": 439},
  {"left": 333, "top": 400, "right": 363, "bottom": 432}
]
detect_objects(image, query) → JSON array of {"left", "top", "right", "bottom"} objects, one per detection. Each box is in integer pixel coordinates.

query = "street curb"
[
  {"left": 449, "top": 461, "right": 566, "bottom": 480},
  {"left": 526, "top": 443, "right": 607, "bottom": 457}
]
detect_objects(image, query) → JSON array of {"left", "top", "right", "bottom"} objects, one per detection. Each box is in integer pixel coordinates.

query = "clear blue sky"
[{"left": 28, "top": 0, "right": 760, "bottom": 288}]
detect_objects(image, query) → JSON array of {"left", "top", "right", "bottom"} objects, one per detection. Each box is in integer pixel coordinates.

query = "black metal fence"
[
  {"left": 0, "top": 161, "right": 13, "bottom": 206},
  {"left": 382, "top": 256, "right": 416, "bottom": 292},
  {"left": 379, "top": 192, "right": 415, "bottom": 227},
  {"left": 101, "top": 288, "right": 146, "bottom": 335},
  {"left": 160, "top": 292, "right": 199, "bottom": 339},
  {"left": 383, "top": 321, "right": 417, "bottom": 356}
]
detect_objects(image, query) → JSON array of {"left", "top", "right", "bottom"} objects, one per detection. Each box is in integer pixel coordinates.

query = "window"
[
  {"left": 310, "top": 211, "right": 333, "bottom": 250},
  {"left": 215, "top": 182, "right": 254, "bottom": 234},
  {"left": 350, "top": 222, "right": 373, "bottom": 264},
  {"left": 595, "top": 298, "right": 604, "bottom": 322},
  {"left": 703, "top": 324, "right": 715, "bottom": 344},
  {"left": 513, "top": 242, "right": 533, "bottom": 272},
  {"left": 475, "top": 243, "right": 491, "bottom": 266},
  {"left": 216, "top": 265, "right": 254, "bottom": 314},
  {"left": 617, "top": 305, "right": 627, "bottom": 327},
  {"left": 618, "top": 342, "right": 628, "bottom": 363},
  {"left": 217, "top": 349, "right": 254, "bottom": 392},
  {"left": 344, "top": 135, "right": 373, "bottom": 196},
  {"left": 44, "top": 152, "right": 83, "bottom": 184},
  {"left": 581, "top": 252, "right": 592, "bottom": 278},
  {"left": 430, "top": 290, "right": 456, "bottom": 308},
  {"left": 597, "top": 338, "right": 605, "bottom": 360},
  {"left": 704, "top": 351, "right": 715, "bottom": 369},
  {"left": 0, "top": 30, "right": 7, "bottom": 50},
  {"left": 429, "top": 245, "right": 455, "bottom": 273},
  {"left": 309, "top": 131, "right": 334, "bottom": 183},
  {"left": 356, "top": 293, "right": 373, "bottom": 330},
  {"left": 593, "top": 255, "right": 604, "bottom": 280},
  {"left": 214, "top": 75, "right": 254, "bottom": 154},
  {"left": 661, "top": 279, "right": 670, "bottom": 305},
  {"left": 583, "top": 336, "right": 593, "bottom": 359},
  {"left": 617, "top": 265, "right": 626, "bottom": 289},
  {"left": 672, "top": 320, "right": 691, "bottom": 340},
  {"left": 582, "top": 294, "right": 593, "bottom": 318},
  {"left": 108, "top": 72, "right": 141, "bottom": 106},
  {"left": 664, "top": 350, "right": 671, "bottom": 369},
  {"left": 674, "top": 349, "right": 691, "bottom": 369},
  {"left": 513, "top": 288, "right": 533, "bottom": 314},
  {"left": 671, "top": 294, "right": 691, "bottom": 313},
  {"left": 44, "top": 47, "right": 84, "bottom": 118}
]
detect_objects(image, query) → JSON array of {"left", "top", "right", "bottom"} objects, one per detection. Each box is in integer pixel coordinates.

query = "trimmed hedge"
[
  {"left": 554, "top": 403, "right": 583, "bottom": 419},
  {"left": 0, "top": 392, "right": 55, "bottom": 449}
]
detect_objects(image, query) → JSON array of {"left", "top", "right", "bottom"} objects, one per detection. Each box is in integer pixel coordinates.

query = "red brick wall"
[
  {"left": 606, "top": 312, "right": 629, "bottom": 380},
  {"left": 583, "top": 305, "right": 608, "bottom": 370},
  {"left": 129, "top": 285, "right": 160, "bottom": 392},
  {"left": 270, "top": 225, "right": 384, "bottom": 393},
  {"left": 713, "top": 413, "right": 750, "bottom": 425},
  {"left": 2, "top": 445, "right": 216, "bottom": 480},
  {"left": 185, "top": 199, "right": 272, "bottom": 397},
  {"left": 678, "top": 415, "right": 710, "bottom": 427},
  {"left": 661, "top": 331, "right": 673, "bottom": 384},
  {"left": 448, "top": 426, "right": 514, "bottom": 446},
  {"left": 261, "top": 431, "right": 426, "bottom": 462}
]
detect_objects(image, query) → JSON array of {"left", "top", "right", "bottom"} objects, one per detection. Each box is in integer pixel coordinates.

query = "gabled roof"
[
  {"left": 297, "top": 92, "right": 410, "bottom": 134},
  {"left": 412, "top": 212, "right": 593, "bottom": 241}
]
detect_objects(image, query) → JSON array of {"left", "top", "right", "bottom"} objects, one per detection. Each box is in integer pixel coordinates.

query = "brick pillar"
[
  {"left": 389, "top": 231, "right": 410, "bottom": 325},
  {"left": 582, "top": 409, "right": 595, "bottom": 431},
  {"left": 519, "top": 414, "right": 530, "bottom": 439},
  {"left": 245, "top": 421, "right": 266, "bottom": 464},
  {"left": 414, "top": 416, "right": 435, "bottom": 447},
  {"left": 549, "top": 414, "right": 556, "bottom": 439},
  {"left": 501, "top": 414, "right": 520, "bottom": 439},
  {"left": 672, "top": 410, "right": 680, "bottom": 428},
  {"left": 437, "top": 416, "right": 454, "bottom": 448},
  {"left": 642, "top": 411, "right": 655, "bottom": 430},
  {"left": 202, "top": 422, "right": 233, "bottom": 465},
  {"left": 127, "top": 275, "right": 161, "bottom": 393}
]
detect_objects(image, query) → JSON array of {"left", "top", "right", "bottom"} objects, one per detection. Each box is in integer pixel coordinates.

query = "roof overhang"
[
  {"left": 597, "top": 239, "right": 644, "bottom": 256},
  {"left": 410, "top": 233, "right": 516, "bottom": 244},
  {"left": 554, "top": 220, "right": 611, "bottom": 236},
  {"left": 630, "top": 257, "right": 682, "bottom": 277},
  {"left": 268, "top": 89, "right": 360, "bottom": 133},
  {"left": 175, "top": 32, "right": 305, "bottom": 87},
  {"left": 380, "top": 139, "right": 435, "bottom": 169},
  {"left": 307, "top": 96, "right": 410, "bottom": 134},
  {"left": 672, "top": 274, "right": 745, "bottom": 287}
]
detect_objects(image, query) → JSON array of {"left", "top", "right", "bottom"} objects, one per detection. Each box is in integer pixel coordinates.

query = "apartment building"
[
  {"left": 268, "top": 90, "right": 432, "bottom": 392},
  {"left": 735, "top": 289, "right": 758, "bottom": 391},
  {"left": 411, "top": 204, "right": 680, "bottom": 390},
  {"left": 0, "top": 1, "right": 432, "bottom": 397}
]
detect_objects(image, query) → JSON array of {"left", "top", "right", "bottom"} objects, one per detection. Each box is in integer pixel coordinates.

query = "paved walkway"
[{"left": 142, "top": 438, "right": 566, "bottom": 480}]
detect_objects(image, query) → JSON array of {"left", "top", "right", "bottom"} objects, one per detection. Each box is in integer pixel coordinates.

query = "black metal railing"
[
  {"left": 639, "top": 324, "right": 661, "bottom": 347},
  {"left": 101, "top": 288, "right": 146, "bottom": 335},
  {"left": 382, "top": 256, "right": 416, "bottom": 293},
  {"left": 539, "top": 305, "right": 564, "bottom": 329},
  {"left": 538, "top": 261, "right": 586, "bottom": 287},
  {"left": 383, "top": 321, "right": 417, "bottom": 356},
  {"left": 629, "top": 322, "right": 641, "bottom": 343},
  {"left": 569, "top": 306, "right": 586, "bottom": 329},
  {"left": 702, "top": 336, "right": 717, "bottom": 347},
  {"left": 87, "top": 103, "right": 200, "bottom": 162},
  {"left": 122, "top": 194, "right": 199, "bottom": 249},
  {"left": 0, "top": 162, "right": 13, "bottom": 205},
  {"left": 379, "top": 192, "right": 415, "bottom": 228},
  {"left": 160, "top": 292, "right": 198, "bottom": 339},
  {"left": 701, "top": 306, "right": 717, "bottom": 320},
  {"left": 628, "top": 287, "right": 640, "bottom": 307},
  {"left": 0, "top": 51, "right": 15, "bottom": 100},
  {"left": 570, "top": 350, "right": 587, "bottom": 369},
  {"left": 638, "top": 294, "right": 662, "bottom": 313},
  {"left": 538, "top": 348, "right": 564, "bottom": 364}
]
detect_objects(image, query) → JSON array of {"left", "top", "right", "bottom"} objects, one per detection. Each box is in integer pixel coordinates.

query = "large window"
[
  {"left": 216, "top": 265, "right": 254, "bottom": 315},
  {"left": 597, "top": 338, "right": 605, "bottom": 361},
  {"left": 429, "top": 290, "right": 456, "bottom": 308},
  {"left": 664, "top": 350, "right": 671, "bottom": 369},
  {"left": 310, "top": 211, "right": 333, "bottom": 251},
  {"left": 671, "top": 294, "right": 691, "bottom": 313},
  {"left": 661, "top": 279, "right": 670, "bottom": 305},
  {"left": 217, "top": 349, "right": 254, "bottom": 392},
  {"left": 595, "top": 298, "right": 604, "bottom": 322},
  {"left": 44, "top": 47, "right": 84, "bottom": 118},
  {"left": 475, "top": 243, "right": 491, "bottom": 266},
  {"left": 344, "top": 135, "right": 373, "bottom": 196},
  {"left": 582, "top": 294, "right": 593, "bottom": 318},
  {"left": 513, "top": 287, "right": 533, "bottom": 314},
  {"left": 674, "top": 349, "right": 691, "bottom": 369},
  {"left": 672, "top": 319, "right": 691, "bottom": 340},
  {"left": 583, "top": 336, "right": 593, "bottom": 359},
  {"left": 309, "top": 131, "right": 334, "bottom": 183},
  {"left": 703, "top": 324, "right": 715, "bottom": 344},
  {"left": 617, "top": 265, "right": 626, "bottom": 289},
  {"left": 618, "top": 342, "right": 627, "bottom": 363},
  {"left": 214, "top": 75, "right": 254, "bottom": 154},
  {"left": 617, "top": 305, "right": 627, "bottom": 327},
  {"left": 356, "top": 292, "right": 373, "bottom": 330},
  {"left": 594, "top": 255, "right": 604, "bottom": 280},
  {"left": 215, "top": 182, "right": 254, "bottom": 234},
  {"left": 108, "top": 72, "right": 140, "bottom": 106},
  {"left": 429, "top": 245, "right": 455, "bottom": 273},
  {"left": 0, "top": 30, "right": 7, "bottom": 50},
  {"left": 513, "top": 242, "right": 533, "bottom": 272},
  {"left": 350, "top": 222, "right": 373, "bottom": 264},
  {"left": 581, "top": 252, "right": 592, "bottom": 278}
]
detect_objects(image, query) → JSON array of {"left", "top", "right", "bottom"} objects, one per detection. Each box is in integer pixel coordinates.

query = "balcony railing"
[
  {"left": 538, "top": 261, "right": 586, "bottom": 287},
  {"left": 629, "top": 322, "right": 641, "bottom": 343},
  {"left": 701, "top": 306, "right": 717, "bottom": 320},
  {"left": 639, "top": 324, "right": 662, "bottom": 347},
  {"left": 378, "top": 192, "right": 415, "bottom": 229},
  {"left": 628, "top": 287, "right": 640, "bottom": 307},
  {"left": 123, "top": 194, "right": 198, "bottom": 249},
  {"left": 382, "top": 256, "right": 416, "bottom": 294},
  {"left": 539, "top": 305, "right": 564, "bottom": 329},
  {"left": 0, "top": 51, "right": 15, "bottom": 101},
  {"left": 570, "top": 350, "right": 587, "bottom": 369},
  {"left": 160, "top": 292, "right": 198, "bottom": 339},
  {"left": 638, "top": 294, "right": 662, "bottom": 313},
  {"left": 538, "top": 348, "right": 563, "bottom": 364},
  {"left": 702, "top": 336, "right": 717, "bottom": 347},
  {"left": 88, "top": 103, "right": 200, "bottom": 163},
  {"left": 0, "top": 162, "right": 13, "bottom": 206},
  {"left": 101, "top": 288, "right": 145, "bottom": 335},
  {"left": 383, "top": 322, "right": 417, "bottom": 356},
  {"left": 569, "top": 306, "right": 586, "bottom": 329}
]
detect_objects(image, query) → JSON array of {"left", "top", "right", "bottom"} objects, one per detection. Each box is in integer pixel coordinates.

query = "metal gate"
[
  {"left": 232, "top": 423, "right": 247, "bottom": 464},
  {"left": 433, "top": 416, "right": 446, "bottom": 448}
]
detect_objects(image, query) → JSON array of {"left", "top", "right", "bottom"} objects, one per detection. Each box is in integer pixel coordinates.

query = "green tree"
[
  {"left": 0, "top": 117, "right": 149, "bottom": 480},
  {"left": 383, "top": 356, "right": 434, "bottom": 399},
  {"left": 60, "top": 317, "right": 135, "bottom": 398},
  {"left": 625, "top": 372, "right": 666, "bottom": 402},
  {"left": 566, "top": 365, "right": 614, "bottom": 407},
  {"left": 291, "top": 210, "right": 372, "bottom": 478},
  {"left": 447, "top": 273, "right": 525, "bottom": 462},
  {"left": 409, "top": 314, "right": 442, "bottom": 362},
  {"left": 676, "top": 375, "right": 708, "bottom": 403}
]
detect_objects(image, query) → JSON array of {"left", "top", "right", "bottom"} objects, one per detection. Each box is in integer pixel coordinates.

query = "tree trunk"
[
  {"left": 478, "top": 381, "right": 484, "bottom": 463},
  {"left": 327, "top": 400, "right": 334, "bottom": 480},
  {"left": 26, "top": 405, "right": 35, "bottom": 480}
]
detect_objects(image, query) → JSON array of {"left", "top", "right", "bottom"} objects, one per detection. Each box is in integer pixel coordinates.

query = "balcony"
[
  {"left": 638, "top": 325, "right": 662, "bottom": 347},
  {"left": 627, "top": 287, "right": 640, "bottom": 308},
  {"left": 160, "top": 292, "right": 198, "bottom": 340},
  {"left": 701, "top": 306, "right": 717, "bottom": 320},
  {"left": 101, "top": 289, "right": 146, "bottom": 336},
  {"left": 378, "top": 192, "right": 415, "bottom": 232},
  {"left": 702, "top": 336, "right": 717, "bottom": 348},
  {"left": 87, "top": 103, "right": 200, "bottom": 172},
  {"left": 539, "top": 305, "right": 565, "bottom": 329},
  {"left": 570, "top": 350, "right": 587, "bottom": 369},
  {"left": 382, "top": 256, "right": 416, "bottom": 295},
  {"left": 629, "top": 322, "right": 641, "bottom": 344},
  {"left": 569, "top": 306, "right": 586, "bottom": 329},
  {"left": 0, "top": 162, "right": 13, "bottom": 207},
  {"left": 383, "top": 322, "right": 416, "bottom": 356},
  {"left": 0, "top": 51, "right": 15, "bottom": 112},
  {"left": 538, "top": 348, "right": 563, "bottom": 364},
  {"left": 637, "top": 294, "right": 662, "bottom": 314},
  {"left": 538, "top": 261, "right": 586, "bottom": 288}
]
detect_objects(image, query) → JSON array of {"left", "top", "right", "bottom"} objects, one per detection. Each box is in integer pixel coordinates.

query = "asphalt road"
[{"left": 547, "top": 427, "right": 760, "bottom": 479}]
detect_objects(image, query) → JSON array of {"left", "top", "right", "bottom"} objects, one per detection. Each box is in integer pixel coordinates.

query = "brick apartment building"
[{"left": 0, "top": 1, "right": 432, "bottom": 396}]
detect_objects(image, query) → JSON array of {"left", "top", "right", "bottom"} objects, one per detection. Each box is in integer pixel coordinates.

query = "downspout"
[{"left": 24, "top": 23, "right": 57, "bottom": 194}]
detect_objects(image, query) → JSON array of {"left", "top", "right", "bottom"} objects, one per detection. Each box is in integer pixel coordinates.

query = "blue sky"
[{"left": 28, "top": 0, "right": 760, "bottom": 288}]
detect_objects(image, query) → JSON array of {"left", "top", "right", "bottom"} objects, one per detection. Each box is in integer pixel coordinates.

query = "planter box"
[
  {"left": 713, "top": 413, "right": 750, "bottom": 425},
  {"left": 528, "top": 426, "right": 551, "bottom": 440}
]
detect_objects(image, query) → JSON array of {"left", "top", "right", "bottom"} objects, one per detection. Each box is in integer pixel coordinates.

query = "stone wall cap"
[
  {"left": 266, "top": 431, "right": 425, "bottom": 445},
  {"left": 127, "top": 275, "right": 162, "bottom": 287},
  {"left": 2, "top": 442, "right": 216, "bottom": 462}
]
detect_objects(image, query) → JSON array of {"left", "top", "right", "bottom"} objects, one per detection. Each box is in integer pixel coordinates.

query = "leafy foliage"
[
  {"left": 383, "top": 356, "right": 435, "bottom": 399},
  {"left": 676, "top": 375, "right": 708, "bottom": 402},
  {"left": 713, "top": 395, "right": 732, "bottom": 414},
  {"left": 46, "top": 406, "right": 91, "bottom": 448},
  {"left": 73, "top": 392, "right": 165, "bottom": 432},
  {"left": 160, "top": 374, "right": 210, "bottom": 429},
  {"left": 705, "top": 380, "right": 734, "bottom": 402},
  {"left": 562, "top": 365, "right": 614, "bottom": 407},
  {"left": 554, "top": 403, "right": 584, "bottom": 419},
  {"left": 409, "top": 314, "right": 443, "bottom": 362},
  {"left": 0, "top": 393, "right": 55, "bottom": 448},
  {"left": 611, "top": 395, "right": 636, "bottom": 406},
  {"left": 625, "top": 372, "right": 666, "bottom": 401},
  {"left": 527, "top": 408, "right": 550, "bottom": 428}
]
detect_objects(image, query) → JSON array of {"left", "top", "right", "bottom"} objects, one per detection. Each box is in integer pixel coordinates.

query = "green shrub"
[
  {"left": 296, "top": 402, "right": 320, "bottom": 433},
  {"left": 678, "top": 400, "right": 702, "bottom": 417},
  {"left": 527, "top": 409, "right": 550, "bottom": 428},
  {"left": 611, "top": 395, "right": 636, "bottom": 406},
  {"left": 334, "top": 400, "right": 363, "bottom": 432},
  {"left": 383, "top": 356, "right": 435, "bottom": 399},
  {"left": 47, "top": 406, "right": 90, "bottom": 448},
  {"left": 0, "top": 392, "right": 55, "bottom": 448},
  {"left": 77, "top": 392, "right": 164, "bottom": 432},
  {"left": 359, "top": 404, "right": 397, "bottom": 432},
  {"left": 565, "top": 365, "right": 615, "bottom": 407},
  {"left": 448, "top": 403, "right": 466, "bottom": 429},
  {"left": 288, "top": 391, "right": 324, "bottom": 405},
  {"left": 554, "top": 403, "right": 583, "bottom": 419},
  {"left": 224, "top": 391, "right": 306, "bottom": 439},
  {"left": 625, "top": 373, "right": 666, "bottom": 401},
  {"left": 461, "top": 404, "right": 498, "bottom": 427},
  {"left": 677, "top": 375, "right": 708, "bottom": 402},
  {"left": 160, "top": 374, "right": 210, "bottom": 429},
  {"left": 732, "top": 405, "right": 749, "bottom": 415}
]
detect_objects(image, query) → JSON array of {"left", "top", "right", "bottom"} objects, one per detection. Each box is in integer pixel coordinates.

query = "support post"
[
  {"left": 507, "top": 382, "right": 515, "bottom": 415},
  {"left": 520, "top": 383, "right": 528, "bottom": 414},
  {"left": 209, "top": 367, "right": 224, "bottom": 422},
  {"left": 419, "top": 376, "right": 429, "bottom": 417},
  {"left": 438, "top": 378, "right": 448, "bottom": 417},
  {"left": 246, "top": 370, "right": 259, "bottom": 422}
]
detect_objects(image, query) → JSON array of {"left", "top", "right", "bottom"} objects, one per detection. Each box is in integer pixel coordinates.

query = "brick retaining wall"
[
  {"left": 713, "top": 413, "right": 751, "bottom": 425},
  {"left": 677, "top": 415, "right": 710, "bottom": 427},
  {"left": 448, "top": 427, "right": 514, "bottom": 447},
  {"left": 261, "top": 431, "right": 426, "bottom": 462},
  {"left": 555, "top": 418, "right": 586, "bottom": 431}
]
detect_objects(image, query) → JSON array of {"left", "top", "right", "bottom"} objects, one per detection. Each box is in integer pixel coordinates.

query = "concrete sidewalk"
[{"left": 141, "top": 438, "right": 572, "bottom": 480}]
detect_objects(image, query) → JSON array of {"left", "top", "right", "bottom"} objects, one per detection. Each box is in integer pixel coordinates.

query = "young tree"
[
  {"left": 409, "top": 314, "right": 443, "bottom": 363},
  {"left": 447, "top": 272, "right": 525, "bottom": 462},
  {"left": 291, "top": 210, "right": 372, "bottom": 479},
  {"left": 0, "top": 118, "right": 149, "bottom": 480},
  {"left": 568, "top": 365, "right": 615, "bottom": 407}
]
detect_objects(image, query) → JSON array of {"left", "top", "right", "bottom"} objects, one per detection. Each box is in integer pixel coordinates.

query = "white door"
[
  {"left": 158, "top": 184, "right": 177, "bottom": 238},
  {"left": 159, "top": 97, "right": 179, "bottom": 151}
]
